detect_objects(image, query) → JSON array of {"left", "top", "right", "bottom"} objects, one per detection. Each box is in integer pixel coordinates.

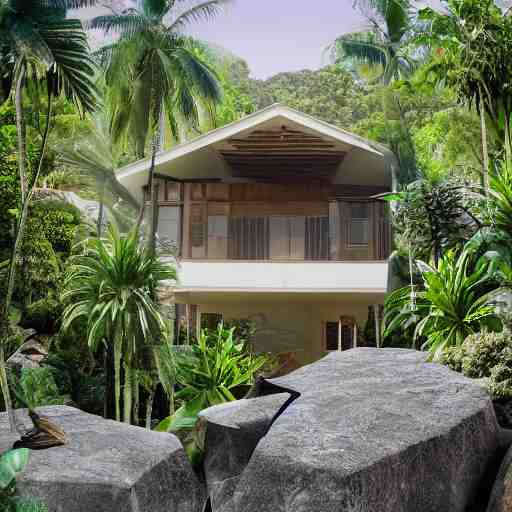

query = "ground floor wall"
[{"left": 175, "top": 292, "right": 385, "bottom": 365}]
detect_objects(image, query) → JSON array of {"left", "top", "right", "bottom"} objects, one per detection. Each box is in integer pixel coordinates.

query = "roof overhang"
[{"left": 117, "top": 104, "right": 397, "bottom": 194}]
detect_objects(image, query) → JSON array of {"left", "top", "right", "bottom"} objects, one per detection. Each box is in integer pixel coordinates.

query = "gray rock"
[
  {"left": 201, "top": 348, "right": 500, "bottom": 512},
  {"left": 487, "top": 443, "right": 512, "bottom": 512},
  {"left": 0, "top": 406, "right": 204, "bottom": 512},
  {"left": 7, "top": 338, "right": 48, "bottom": 370},
  {"left": 199, "top": 393, "right": 292, "bottom": 511}
]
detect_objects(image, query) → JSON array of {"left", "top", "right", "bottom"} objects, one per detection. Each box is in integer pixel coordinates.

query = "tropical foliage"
[
  {"left": 419, "top": 0, "right": 512, "bottom": 148},
  {"left": 384, "top": 248, "right": 502, "bottom": 359},
  {"left": 0, "top": 0, "right": 99, "bottom": 430},
  {"left": 61, "top": 224, "right": 176, "bottom": 423},
  {"left": 443, "top": 331, "right": 512, "bottom": 401},
  {"left": 155, "top": 324, "right": 267, "bottom": 433},
  {"left": 330, "top": 0, "right": 419, "bottom": 85},
  {"left": 0, "top": 448, "right": 47, "bottom": 512},
  {"left": 89, "top": 0, "right": 226, "bottom": 252}
]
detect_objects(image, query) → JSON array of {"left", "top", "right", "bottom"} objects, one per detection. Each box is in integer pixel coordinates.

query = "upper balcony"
[{"left": 174, "top": 260, "right": 389, "bottom": 294}]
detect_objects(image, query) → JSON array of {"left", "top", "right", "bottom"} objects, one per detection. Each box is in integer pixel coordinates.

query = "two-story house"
[{"left": 117, "top": 105, "right": 395, "bottom": 364}]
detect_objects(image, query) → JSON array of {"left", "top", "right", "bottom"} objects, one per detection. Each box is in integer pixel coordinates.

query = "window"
[
  {"left": 324, "top": 318, "right": 357, "bottom": 351},
  {"left": 269, "top": 216, "right": 306, "bottom": 259},
  {"left": 348, "top": 202, "right": 369, "bottom": 247},
  {"left": 158, "top": 206, "right": 180, "bottom": 255},
  {"left": 325, "top": 322, "right": 339, "bottom": 351},
  {"left": 207, "top": 215, "right": 228, "bottom": 259}
]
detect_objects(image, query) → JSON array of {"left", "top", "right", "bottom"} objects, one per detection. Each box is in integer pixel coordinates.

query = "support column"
[{"left": 374, "top": 304, "right": 381, "bottom": 348}]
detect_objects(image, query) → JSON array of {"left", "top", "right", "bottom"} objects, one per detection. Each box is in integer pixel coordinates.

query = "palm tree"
[
  {"left": 58, "top": 115, "right": 141, "bottom": 236},
  {"left": 88, "top": 0, "right": 227, "bottom": 253},
  {"left": 61, "top": 224, "right": 177, "bottom": 423},
  {"left": 330, "top": 0, "right": 417, "bottom": 85},
  {"left": 0, "top": 0, "right": 99, "bottom": 431},
  {"left": 330, "top": 0, "right": 421, "bottom": 186}
]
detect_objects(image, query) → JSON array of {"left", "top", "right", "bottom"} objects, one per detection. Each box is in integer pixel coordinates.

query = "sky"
[
  {"left": 77, "top": 0, "right": 371, "bottom": 79},
  {"left": 185, "top": 0, "right": 369, "bottom": 79}
]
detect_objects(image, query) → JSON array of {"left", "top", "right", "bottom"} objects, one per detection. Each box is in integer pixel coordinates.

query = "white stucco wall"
[{"left": 174, "top": 260, "right": 388, "bottom": 293}]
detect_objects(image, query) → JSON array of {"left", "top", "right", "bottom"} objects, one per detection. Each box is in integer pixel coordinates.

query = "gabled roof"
[{"left": 117, "top": 104, "right": 391, "bottom": 181}]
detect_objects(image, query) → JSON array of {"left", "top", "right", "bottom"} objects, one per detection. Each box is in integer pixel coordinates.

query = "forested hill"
[
  {"left": 202, "top": 43, "right": 369, "bottom": 130},
  {"left": 203, "top": 45, "right": 481, "bottom": 181},
  {"left": 247, "top": 67, "right": 369, "bottom": 129}
]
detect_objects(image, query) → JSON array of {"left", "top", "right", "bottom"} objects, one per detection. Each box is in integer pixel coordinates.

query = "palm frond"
[
  {"left": 40, "top": 0, "right": 100, "bottom": 8},
  {"left": 41, "top": 18, "right": 99, "bottom": 114},
  {"left": 86, "top": 14, "right": 150, "bottom": 38},
  {"left": 167, "top": 46, "right": 220, "bottom": 103},
  {"left": 164, "top": 0, "right": 231, "bottom": 33},
  {"left": 58, "top": 117, "right": 140, "bottom": 210},
  {"left": 334, "top": 31, "right": 388, "bottom": 74},
  {"left": 9, "top": 17, "right": 55, "bottom": 67}
]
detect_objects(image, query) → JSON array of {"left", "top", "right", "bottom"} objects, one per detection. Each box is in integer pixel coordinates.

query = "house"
[{"left": 117, "top": 105, "right": 396, "bottom": 365}]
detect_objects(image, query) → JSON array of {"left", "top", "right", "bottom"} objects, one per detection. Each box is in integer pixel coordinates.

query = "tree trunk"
[
  {"left": 132, "top": 370, "right": 139, "bottom": 426},
  {"left": 114, "top": 331, "right": 122, "bottom": 422},
  {"left": 145, "top": 388, "right": 155, "bottom": 430},
  {"left": 147, "top": 132, "right": 159, "bottom": 255},
  {"left": 479, "top": 87, "right": 490, "bottom": 196},
  {"left": 123, "top": 359, "right": 132, "bottom": 424},
  {"left": 15, "top": 68, "right": 27, "bottom": 204},
  {"left": 103, "top": 341, "right": 116, "bottom": 419}
]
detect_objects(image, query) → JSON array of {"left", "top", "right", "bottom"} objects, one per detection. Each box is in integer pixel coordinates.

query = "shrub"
[
  {"left": 21, "top": 297, "right": 62, "bottom": 334},
  {"left": 489, "top": 364, "right": 512, "bottom": 400},
  {"left": 461, "top": 331, "right": 511, "bottom": 378},
  {"left": 442, "top": 330, "right": 512, "bottom": 399},
  {"left": 441, "top": 345, "right": 464, "bottom": 373},
  {"left": 13, "top": 368, "right": 68, "bottom": 409}
]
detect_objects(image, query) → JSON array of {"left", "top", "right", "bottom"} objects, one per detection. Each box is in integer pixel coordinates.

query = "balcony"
[{"left": 173, "top": 260, "right": 389, "bottom": 294}]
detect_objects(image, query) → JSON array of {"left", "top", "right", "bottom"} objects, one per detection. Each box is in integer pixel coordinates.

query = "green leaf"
[{"left": 0, "top": 449, "right": 30, "bottom": 489}]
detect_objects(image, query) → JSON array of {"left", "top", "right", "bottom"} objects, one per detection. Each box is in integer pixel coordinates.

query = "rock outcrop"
[
  {"left": 200, "top": 348, "right": 500, "bottom": 512},
  {"left": 0, "top": 406, "right": 204, "bottom": 512}
]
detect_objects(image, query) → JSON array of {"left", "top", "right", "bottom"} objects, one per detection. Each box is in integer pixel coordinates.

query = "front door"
[{"left": 324, "top": 316, "right": 358, "bottom": 351}]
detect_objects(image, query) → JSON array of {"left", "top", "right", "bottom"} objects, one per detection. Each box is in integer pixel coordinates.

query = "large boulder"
[
  {"left": 487, "top": 444, "right": 512, "bottom": 512},
  {"left": 200, "top": 348, "right": 500, "bottom": 512},
  {"left": 0, "top": 406, "right": 204, "bottom": 512}
]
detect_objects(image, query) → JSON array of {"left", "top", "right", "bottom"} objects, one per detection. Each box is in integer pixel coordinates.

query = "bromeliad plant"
[
  {"left": 61, "top": 224, "right": 176, "bottom": 424},
  {"left": 384, "top": 247, "right": 502, "bottom": 360},
  {"left": 0, "top": 448, "right": 47, "bottom": 511},
  {"left": 156, "top": 324, "right": 267, "bottom": 433}
]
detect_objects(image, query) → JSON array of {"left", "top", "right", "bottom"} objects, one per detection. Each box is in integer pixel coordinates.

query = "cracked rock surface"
[
  {"left": 200, "top": 348, "right": 500, "bottom": 512},
  {"left": 0, "top": 406, "right": 205, "bottom": 512}
]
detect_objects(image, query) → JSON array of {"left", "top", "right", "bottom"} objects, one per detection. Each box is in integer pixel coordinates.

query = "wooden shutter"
[
  {"left": 306, "top": 216, "right": 329, "bottom": 260},
  {"left": 289, "top": 217, "right": 305, "bottom": 259},
  {"left": 228, "top": 217, "right": 269, "bottom": 259},
  {"left": 190, "top": 204, "right": 206, "bottom": 258},
  {"left": 328, "top": 201, "right": 340, "bottom": 260}
]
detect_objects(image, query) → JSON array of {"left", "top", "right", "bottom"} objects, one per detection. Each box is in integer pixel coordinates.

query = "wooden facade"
[{"left": 148, "top": 178, "right": 391, "bottom": 262}]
